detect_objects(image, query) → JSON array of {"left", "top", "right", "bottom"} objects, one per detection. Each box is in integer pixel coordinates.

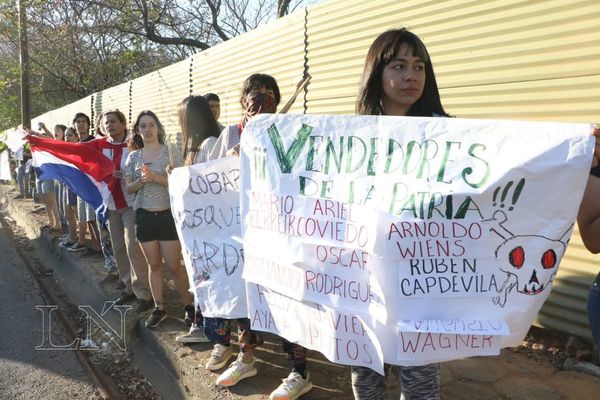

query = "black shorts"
[{"left": 134, "top": 208, "right": 179, "bottom": 242}]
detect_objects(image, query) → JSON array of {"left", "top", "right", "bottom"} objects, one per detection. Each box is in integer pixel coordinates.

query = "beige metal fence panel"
[
  {"left": 306, "top": 0, "right": 600, "bottom": 122},
  {"left": 129, "top": 59, "right": 192, "bottom": 162},
  {"left": 305, "top": 0, "right": 409, "bottom": 114},
  {"left": 94, "top": 81, "right": 132, "bottom": 124},
  {"left": 190, "top": 10, "right": 306, "bottom": 125},
  {"left": 441, "top": 75, "right": 600, "bottom": 122},
  {"left": 32, "top": 96, "right": 94, "bottom": 133}
]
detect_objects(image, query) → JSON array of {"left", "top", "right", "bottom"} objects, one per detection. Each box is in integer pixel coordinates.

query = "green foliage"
[{"left": 0, "top": 0, "right": 312, "bottom": 131}]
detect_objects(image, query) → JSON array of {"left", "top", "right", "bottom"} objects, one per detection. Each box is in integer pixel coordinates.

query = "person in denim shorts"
[{"left": 124, "top": 110, "right": 194, "bottom": 328}]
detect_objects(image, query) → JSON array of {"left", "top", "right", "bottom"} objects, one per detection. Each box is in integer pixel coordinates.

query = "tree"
[
  {"left": 0, "top": 0, "right": 314, "bottom": 130},
  {"left": 80, "top": 0, "right": 310, "bottom": 57}
]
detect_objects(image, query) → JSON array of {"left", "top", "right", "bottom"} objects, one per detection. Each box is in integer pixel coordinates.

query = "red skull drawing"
[{"left": 486, "top": 210, "right": 570, "bottom": 307}]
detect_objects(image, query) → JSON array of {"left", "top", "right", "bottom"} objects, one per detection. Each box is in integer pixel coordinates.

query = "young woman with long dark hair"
[
  {"left": 352, "top": 28, "right": 450, "bottom": 400},
  {"left": 125, "top": 110, "right": 194, "bottom": 328},
  {"left": 173, "top": 94, "right": 221, "bottom": 344}
]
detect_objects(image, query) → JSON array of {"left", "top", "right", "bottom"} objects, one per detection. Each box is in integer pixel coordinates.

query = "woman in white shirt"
[
  {"left": 180, "top": 95, "right": 222, "bottom": 165},
  {"left": 174, "top": 95, "right": 222, "bottom": 344}
]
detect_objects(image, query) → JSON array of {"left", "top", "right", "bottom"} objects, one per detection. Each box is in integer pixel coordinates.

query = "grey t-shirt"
[{"left": 124, "top": 145, "right": 171, "bottom": 211}]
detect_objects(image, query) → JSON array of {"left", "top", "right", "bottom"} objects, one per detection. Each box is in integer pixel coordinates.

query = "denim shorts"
[
  {"left": 587, "top": 273, "right": 600, "bottom": 357},
  {"left": 65, "top": 187, "right": 77, "bottom": 206},
  {"left": 134, "top": 208, "right": 179, "bottom": 242},
  {"left": 77, "top": 197, "right": 96, "bottom": 222},
  {"left": 36, "top": 179, "right": 55, "bottom": 194}
]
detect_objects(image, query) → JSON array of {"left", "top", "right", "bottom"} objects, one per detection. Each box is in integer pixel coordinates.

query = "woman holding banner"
[
  {"left": 173, "top": 94, "right": 221, "bottom": 345},
  {"left": 125, "top": 110, "right": 195, "bottom": 328},
  {"left": 351, "top": 28, "right": 451, "bottom": 400},
  {"left": 205, "top": 74, "right": 313, "bottom": 400},
  {"left": 180, "top": 95, "right": 221, "bottom": 165}
]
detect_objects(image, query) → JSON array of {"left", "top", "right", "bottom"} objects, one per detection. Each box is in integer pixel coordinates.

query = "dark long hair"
[
  {"left": 178, "top": 95, "right": 221, "bottom": 164},
  {"left": 356, "top": 28, "right": 448, "bottom": 117},
  {"left": 132, "top": 110, "right": 166, "bottom": 145}
]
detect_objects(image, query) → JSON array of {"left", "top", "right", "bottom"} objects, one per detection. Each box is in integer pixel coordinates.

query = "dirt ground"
[{"left": 2, "top": 181, "right": 600, "bottom": 400}]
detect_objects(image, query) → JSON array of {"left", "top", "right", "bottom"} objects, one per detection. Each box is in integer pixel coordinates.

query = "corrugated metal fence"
[{"left": 19, "top": 0, "right": 600, "bottom": 340}]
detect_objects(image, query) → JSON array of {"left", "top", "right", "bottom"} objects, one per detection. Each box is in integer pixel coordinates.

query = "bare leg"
[
  {"left": 65, "top": 205, "right": 77, "bottom": 242},
  {"left": 88, "top": 221, "right": 101, "bottom": 251},
  {"left": 78, "top": 219, "right": 87, "bottom": 246},
  {"left": 42, "top": 193, "right": 56, "bottom": 227},
  {"left": 160, "top": 240, "right": 193, "bottom": 305},
  {"left": 46, "top": 193, "right": 61, "bottom": 229},
  {"left": 140, "top": 240, "right": 164, "bottom": 310}
]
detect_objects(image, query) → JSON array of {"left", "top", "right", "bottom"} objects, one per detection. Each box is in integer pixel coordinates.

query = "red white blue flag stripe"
[{"left": 28, "top": 135, "right": 115, "bottom": 223}]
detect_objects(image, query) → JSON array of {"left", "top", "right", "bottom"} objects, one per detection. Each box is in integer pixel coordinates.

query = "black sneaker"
[
  {"left": 145, "top": 308, "right": 167, "bottom": 328},
  {"left": 135, "top": 299, "right": 154, "bottom": 313},
  {"left": 59, "top": 239, "right": 77, "bottom": 248},
  {"left": 114, "top": 292, "right": 136, "bottom": 305},
  {"left": 184, "top": 305, "right": 195, "bottom": 326},
  {"left": 68, "top": 242, "right": 86, "bottom": 252}
]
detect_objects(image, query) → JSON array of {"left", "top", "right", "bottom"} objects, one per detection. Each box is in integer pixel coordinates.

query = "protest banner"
[
  {"left": 168, "top": 157, "right": 247, "bottom": 318},
  {"left": 239, "top": 114, "right": 593, "bottom": 369},
  {"left": 3, "top": 128, "right": 26, "bottom": 152},
  {"left": 248, "top": 282, "right": 385, "bottom": 374},
  {"left": 0, "top": 150, "right": 11, "bottom": 180}
]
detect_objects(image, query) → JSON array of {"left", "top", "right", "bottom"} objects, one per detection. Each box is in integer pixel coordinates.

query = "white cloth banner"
[
  {"left": 239, "top": 114, "right": 593, "bottom": 370},
  {"left": 168, "top": 157, "right": 247, "bottom": 318},
  {"left": 0, "top": 150, "right": 11, "bottom": 180},
  {"left": 3, "top": 128, "right": 26, "bottom": 152},
  {"left": 248, "top": 283, "right": 385, "bottom": 374}
]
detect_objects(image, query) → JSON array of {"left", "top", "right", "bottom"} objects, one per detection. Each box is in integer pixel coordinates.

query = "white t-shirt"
[
  {"left": 193, "top": 136, "right": 218, "bottom": 164},
  {"left": 208, "top": 124, "right": 240, "bottom": 161}
]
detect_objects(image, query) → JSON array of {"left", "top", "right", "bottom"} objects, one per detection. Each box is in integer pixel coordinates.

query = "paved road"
[{"left": 0, "top": 223, "right": 100, "bottom": 400}]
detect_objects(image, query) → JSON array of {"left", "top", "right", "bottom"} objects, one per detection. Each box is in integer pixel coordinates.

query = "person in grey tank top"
[{"left": 125, "top": 110, "right": 195, "bottom": 329}]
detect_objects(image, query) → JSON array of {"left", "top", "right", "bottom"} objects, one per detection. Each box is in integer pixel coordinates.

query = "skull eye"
[
  {"left": 509, "top": 246, "right": 525, "bottom": 268},
  {"left": 541, "top": 249, "right": 557, "bottom": 269}
]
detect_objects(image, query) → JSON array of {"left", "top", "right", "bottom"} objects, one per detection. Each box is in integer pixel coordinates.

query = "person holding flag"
[
  {"left": 70, "top": 113, "right": 101, "bottom": 254},
  {"left": 85, "top": 109, "right": 153, "bottom": 312},
  {"left": 26, "top": 134, "right": 114, "bottom": 224}
]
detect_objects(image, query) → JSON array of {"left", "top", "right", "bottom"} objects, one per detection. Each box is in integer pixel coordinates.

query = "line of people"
[{"left": 12, "top": 27, "right": 600, "bottom": 400}]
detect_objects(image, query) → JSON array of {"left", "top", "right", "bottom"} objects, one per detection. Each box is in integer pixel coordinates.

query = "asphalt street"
[{"left": 0, "top": 223, "right": 100, "bottom": 400}]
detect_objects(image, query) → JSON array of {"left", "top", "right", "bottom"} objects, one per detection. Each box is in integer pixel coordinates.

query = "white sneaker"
[
  {"left": 176, "top": 325, "right": 211, "bottom": 343},
  {"left": 205, "top": 343, "right": 233, "bottom": 371},
  {"left": 269, "top": 371, "right": 313, "bottom": 400},
  {"left": 215, "top": 353, "right": 257, "bottom": 387}
]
